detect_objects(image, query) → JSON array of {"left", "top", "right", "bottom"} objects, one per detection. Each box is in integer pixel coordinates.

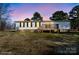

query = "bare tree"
[{"left": 0, "top": 3, "right": 10, "bottom": 31}]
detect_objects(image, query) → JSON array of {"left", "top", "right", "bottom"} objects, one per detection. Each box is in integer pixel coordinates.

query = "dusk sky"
[{"left": 9, "top": 3, "right": 79, "bottom": 21}]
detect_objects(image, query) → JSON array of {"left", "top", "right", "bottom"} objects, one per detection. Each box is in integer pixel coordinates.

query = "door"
[{"left": 56, "top": 24, "right": 59, "bottom": 29}]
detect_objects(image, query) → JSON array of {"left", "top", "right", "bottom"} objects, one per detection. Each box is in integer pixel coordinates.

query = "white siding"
[
  {"left": 41, "top": 21, "right": 70, "bottom": 29},
  {"left": 15, "top": 22, "right": 20, "bottom": 30},
  {"left": 25, "top": 22, "right": 27, "bottom": 28},
  {"left": 54, "top": 22, "right": 70, "bottom": 29},
  {"left": 21, "top": 22, "right": 23, "bottom": 28},
  {"left": 28, "top": 22, "right": 30, "bottom": 28},
  {"left": 15, "top": 22, "right": 19, "bottom": 28},
  {"left": 32, "top": 22, "right": 35, "bottom": 28}
]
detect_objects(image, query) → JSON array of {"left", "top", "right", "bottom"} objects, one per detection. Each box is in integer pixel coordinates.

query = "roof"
[
  {"left": 15, "top": 19, "right": 42, "bottom": 22},
  {"left": 15, "top": 20, "right": 70, "bottom": 23}
]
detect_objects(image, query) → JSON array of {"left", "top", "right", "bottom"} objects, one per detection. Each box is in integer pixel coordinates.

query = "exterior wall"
[
  {"left": 15, "top": 22, "right": 20, "bottom": 30},
  {"left": 54, "top": 22, "right": 70, "bottom": 29},
  {"left": 41, "top": 21, "right": 54, "bottom": 24},
  {"left": 37, "top": 22, "right": 40, "bottom": 27},
  {"left": 41, "top": 21, "right": 70, "bottom": 30}
]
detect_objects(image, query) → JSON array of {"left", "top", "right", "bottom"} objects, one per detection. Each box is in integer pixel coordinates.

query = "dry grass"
[{"left": 0, "top": 31, "right": 78, "bottom": 54}]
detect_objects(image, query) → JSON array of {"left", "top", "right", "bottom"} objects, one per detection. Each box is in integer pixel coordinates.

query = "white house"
[{"left": 15, "top": 20, "right": 71, "bottom": 32}]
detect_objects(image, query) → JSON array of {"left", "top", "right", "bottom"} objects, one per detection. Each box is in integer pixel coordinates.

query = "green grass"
[{"left": 0, "top": 31, "right": 78, "bottom": 54}]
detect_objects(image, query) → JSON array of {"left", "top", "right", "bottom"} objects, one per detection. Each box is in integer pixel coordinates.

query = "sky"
[{"left": 9, "top": 3, "right": 79, "bottom": 21}]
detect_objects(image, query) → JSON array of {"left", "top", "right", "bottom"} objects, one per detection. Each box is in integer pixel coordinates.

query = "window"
[
  {"left": 31, "top": 22, "right": 32, "bottom": 27},
  {"left": 23, "top": 22, "right": 25, "bottom": 27},
  {"left": 45, "top": 24, "right": 51, "bottom": 28},
  {"left": 56, "top": 24, "right": 59, "bottom": 29},
  {"left": 27, "top": 22, "right": 28, "bottom": 27},
  {"left": 35, "top": 22, "right": 37, "bottom": 27},
  {"left": 20, "top": 22, "right": 21, "bottom": 27},
  {"left": 45, "top": 24, "right": 47, "bottom": 28}
]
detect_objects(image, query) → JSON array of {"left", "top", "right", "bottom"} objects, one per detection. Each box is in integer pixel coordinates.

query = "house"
[{"left": 15, "top": 20, "right": 71, "bottom": 32}]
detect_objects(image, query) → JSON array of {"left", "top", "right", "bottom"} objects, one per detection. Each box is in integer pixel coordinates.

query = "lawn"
[{"left": 0, "top": 31, "right": 78, "bottom": 55}]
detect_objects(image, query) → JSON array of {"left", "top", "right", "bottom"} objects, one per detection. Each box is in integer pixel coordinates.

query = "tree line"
[
  {"left": 0, "top": 3, "right": 12, "bottom": 31},
  {"left": 25, "top": 5, "right": 79, "bottom": 30},
  {"left": 0, "top": 4, "right": 79, "bottom": 31}
]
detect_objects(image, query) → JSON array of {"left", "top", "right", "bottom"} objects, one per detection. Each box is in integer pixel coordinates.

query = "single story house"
[{"left": 15, "top": 20, "right": 71, "bottom": 32}]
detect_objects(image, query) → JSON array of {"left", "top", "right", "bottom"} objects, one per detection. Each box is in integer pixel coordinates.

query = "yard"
[{"left": 0, "top": 31, "right": 78, "bottom": 55}]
